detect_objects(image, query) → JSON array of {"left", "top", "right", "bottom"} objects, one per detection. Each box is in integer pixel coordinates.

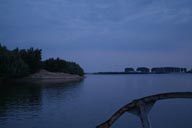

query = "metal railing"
[{"left": 96, "top": 92, "right": 192, "bottom": 128}]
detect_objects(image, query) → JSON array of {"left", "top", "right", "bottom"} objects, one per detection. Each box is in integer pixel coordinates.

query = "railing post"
[
  {"left": 129, "top": 101, "right": 155, "bottom": 128},
  {"left": 137, "top": 102, "right": 154, "bottom": 128}
]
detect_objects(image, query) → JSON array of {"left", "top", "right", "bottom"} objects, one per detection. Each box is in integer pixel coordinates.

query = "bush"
[
  {"left": 0, "top": 45, "right": 29, "bottom": 78},
  {"left": 18, "top": 48, "right": 42, "bottom": 73},
  {"left": 43, "top": 58, "right": 84, "bottom": 76}
]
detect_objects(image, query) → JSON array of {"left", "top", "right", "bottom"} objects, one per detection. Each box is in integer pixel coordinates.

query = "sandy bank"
[
  {"left": 22, "top": 69, "right": 84, "bottom": 83},
  {"left": 0, "top": 70, "right": 83, "bottom": 85},
  {"left": 29, "top": 70, "right": 83, "bottom": 79},
  {"left": 0, "top": 70, "right": 84, "bottom": 84}
]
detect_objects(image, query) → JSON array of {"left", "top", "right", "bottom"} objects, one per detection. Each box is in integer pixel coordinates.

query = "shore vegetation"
[{"left": 0, "top": 44, "right": 84, "bottom": 79}]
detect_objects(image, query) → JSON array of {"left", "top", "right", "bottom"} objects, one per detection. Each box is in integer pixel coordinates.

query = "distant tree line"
[
  {"left": 125, "top": 67, "right": 190, "bottom": 74},
  {"left": 0, "top": 44, "right": 84, "bottom": 79},
  {"left": 151, "top": 67, "right": 187, "bottom": 73}
]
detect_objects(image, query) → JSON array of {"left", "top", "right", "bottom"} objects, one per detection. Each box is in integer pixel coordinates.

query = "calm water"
[{"left": 0, "top": 74, "right": 192, "bottom": 128}]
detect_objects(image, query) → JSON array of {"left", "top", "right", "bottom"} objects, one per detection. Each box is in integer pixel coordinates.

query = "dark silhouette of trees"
[
  {"left": 43, "top": 58, "right": 84, "bottom": 76},
  {"left": 17, "top": 48, "right": 42, "bottom": 73},
  {"left": 136, "top": 67, "right": 150, "bottom": 73},
  {"left": 182, "top": 68, "right": 187, "bottom": 73},
  {"left": 0, "top": 44, "right": 84, "bottom": 79},
  {"left": 151, "top": 67, "right": 187, "bottom": 73},
  {"left": 124, "top": 66, "right": 188, "bottom": 74},
  {"left": 124, "top": 68, "right": 135, "bottom": 73},
  {"left": 188, "top": 69, "right": 192, "bottom": 73},
  {"left": 0, "top": 44, "right": 29, "bottom": 78}
]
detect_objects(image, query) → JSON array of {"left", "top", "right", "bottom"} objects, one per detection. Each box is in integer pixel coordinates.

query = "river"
[{"left": 0, "top": 74, "right": 192, "bottom": 128}]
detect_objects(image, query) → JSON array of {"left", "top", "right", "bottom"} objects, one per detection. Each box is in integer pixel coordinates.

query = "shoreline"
[
  {"left": 92, "top": 72, "right": 192, "bottom": 75},
  {"left": 0, "top": 70, "right": 84, "bottom": 84}
]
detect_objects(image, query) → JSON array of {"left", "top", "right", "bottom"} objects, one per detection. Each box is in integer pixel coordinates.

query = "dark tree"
[
  {"left": 188, "top": 69, "right": 192, "bottom": 73},
  {"left": 151, "top": 67, "right": 186, "bottom": 73},
  {"left": 136, "top": 67, "right": 150, "bottom": 73},
  {"left": 43, "top": 58, "right": 84, "bottom": 76},
  {"left": 124, "top": 68, "right": 135, "bottom": 73},
  {"left": 0, "top": 44, "right": 29, "bottom": 78},
  {"left": 18, "top": 48, "right": 42, "bottom": 73}
]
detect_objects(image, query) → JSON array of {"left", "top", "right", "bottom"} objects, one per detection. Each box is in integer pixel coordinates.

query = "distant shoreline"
[
  {"left": 92, "top": 72, "right": 192, "bottom": 75},
  {"left": 0, "top": 70, "right": 84, "bottom": 84}
]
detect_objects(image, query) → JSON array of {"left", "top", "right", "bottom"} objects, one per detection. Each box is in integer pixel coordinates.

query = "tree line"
[
  {"left": 43, "top": 58, "right": 84, "bottom": 76},
  {"left": 125, "top": 67, "right": 191, "bottom": 74},
  {"left": 0, "top": 44, "right": 84, "bottom": 79}
]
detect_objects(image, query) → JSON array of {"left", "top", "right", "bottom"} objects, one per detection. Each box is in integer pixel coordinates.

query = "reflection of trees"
[
  {"left": 0, "top": 80, "right": 84, "bottom": 121},
  {"left": 42, "top": 80, "right": 84, "bottom": 101},
  {"left": 0, "top": 82, "right": 42, "bottom": 117}
]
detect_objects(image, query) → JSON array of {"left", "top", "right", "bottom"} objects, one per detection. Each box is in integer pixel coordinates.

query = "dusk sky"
[{"left": 1, "top": 0, "right": 192, "bottom": 72}]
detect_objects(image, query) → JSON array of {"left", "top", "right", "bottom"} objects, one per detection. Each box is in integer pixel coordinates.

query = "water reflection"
[
  {"left": 42, "top": 80, "right": 84, "bottom": 102},
  {"left": 0, "top": 75, "right": 192, "bottom": 128},
  {"left": 150, "top": 99, "right": 192, "bottom": 128},
  {"left": 0, "top": 80, "right": 84, "bottom": 124},
  {"left": 0, "top": 82, "right": 42, "bottom": 119}
]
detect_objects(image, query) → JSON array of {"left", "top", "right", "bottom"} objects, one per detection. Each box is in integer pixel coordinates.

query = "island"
[{"left": 0, "top": 44, "right": 84, "bottom": 83}]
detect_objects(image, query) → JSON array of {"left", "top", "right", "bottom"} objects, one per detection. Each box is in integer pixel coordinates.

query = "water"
[{"left": 0, "top": 74, "right": 192, "bottom": 128}]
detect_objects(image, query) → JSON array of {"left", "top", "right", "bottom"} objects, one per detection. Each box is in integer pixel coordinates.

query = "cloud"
[{"left": 2, "top": 0, "right": 192, "bottom": 28}]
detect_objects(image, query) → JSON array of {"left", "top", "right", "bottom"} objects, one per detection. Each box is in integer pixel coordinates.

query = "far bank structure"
[
  {"left": 94, "top": 67, "right": 192, "bottom": 74},
  {"left": 125, "top": 67, "right": 191, "bottom": 74}
]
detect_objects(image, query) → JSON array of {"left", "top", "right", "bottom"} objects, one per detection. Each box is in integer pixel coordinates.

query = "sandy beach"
[
  {"left": 0, "top": 70, "right": 84, "bottom": 84},
  {"left": 25, "top": 69, "right": 84, "bottom": 83}
]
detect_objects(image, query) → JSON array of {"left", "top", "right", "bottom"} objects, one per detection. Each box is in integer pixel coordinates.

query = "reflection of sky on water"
[{"left": 0, "top": 75, "right": 192, "bottom": 128}]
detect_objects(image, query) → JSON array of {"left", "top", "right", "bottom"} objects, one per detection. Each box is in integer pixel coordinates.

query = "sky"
[{"left": 0, "top": 0, "right": 192, "bottom": 72}]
